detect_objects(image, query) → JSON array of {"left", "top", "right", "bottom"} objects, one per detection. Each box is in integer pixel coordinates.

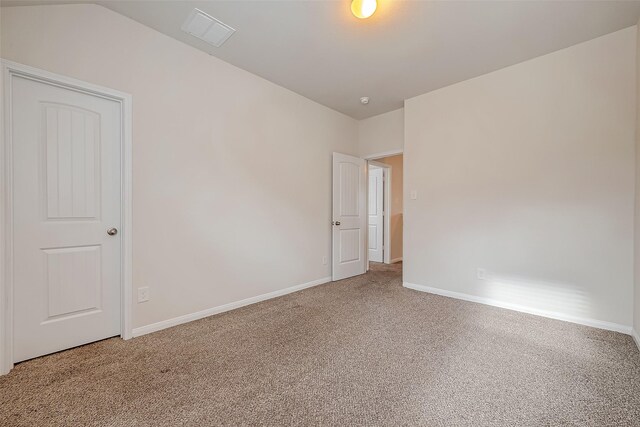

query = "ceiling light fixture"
[
  {"left": 351, "top": 0, "right": 377, "bottom": 19},
  {"left": 360, "top": 97, "right": 370, "bottom": 105}
]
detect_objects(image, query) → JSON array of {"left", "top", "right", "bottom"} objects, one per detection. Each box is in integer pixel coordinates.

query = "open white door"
[
  {"left": 332, "top": 152, "right": 367, "bottom": 281},
  {"left": 368, "top": 167, "right": 384, "bottom": 262}
]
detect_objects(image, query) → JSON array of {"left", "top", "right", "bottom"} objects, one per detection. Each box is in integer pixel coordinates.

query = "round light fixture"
[
  {"left": 351, "top": 0, "right": 377, "bottom": 19},
  {"left": 360, "top": 97, "right": 370, "bottom": 105}
]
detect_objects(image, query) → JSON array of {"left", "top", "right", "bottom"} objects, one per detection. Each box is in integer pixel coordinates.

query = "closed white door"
[
  {"left": 12, "top": 74, "right": 122, "bottom": 362},
  {"left": 332, "top": 152, "right": 366, "bottom": 281},
  {"left": 368, "top": 167, "right": 384, "bottom": 263}
]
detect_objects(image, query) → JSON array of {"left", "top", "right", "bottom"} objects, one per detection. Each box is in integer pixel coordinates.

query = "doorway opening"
[
  {"left": 330, "top": 151, "right": 402, "bottom": 281},
  {"left": 367, "top": 154, "right": 403, "bottom": 270}
]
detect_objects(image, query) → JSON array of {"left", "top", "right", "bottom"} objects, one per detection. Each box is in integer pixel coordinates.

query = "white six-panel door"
[
  {"left": 368, "top": 167, "right": 384, "bottom": 263},
  {"left": 332, "top": 153, "right": 366, "bottom": 281},
  {"left": 11, "top": 74, "right": 122, "bottom": 362}
]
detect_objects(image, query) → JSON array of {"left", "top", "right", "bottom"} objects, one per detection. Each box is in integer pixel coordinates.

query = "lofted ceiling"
[{"left": 3, "top": 0, "right": 640, "bottom": 119}]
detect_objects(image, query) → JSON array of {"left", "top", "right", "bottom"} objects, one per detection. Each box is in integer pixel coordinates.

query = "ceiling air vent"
[{"left": 181, "top": 8, "right": 236, "bottom": 48}]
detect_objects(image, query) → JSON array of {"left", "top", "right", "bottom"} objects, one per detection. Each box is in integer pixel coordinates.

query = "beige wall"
[
  {"left": 1, "top": 4, "right": 358, "bottom": 329},
  {"left": 405, "top": 27, "right": 636, "bottom": 328},
  {"left": 377, "top": 155, "right": 403, "bottom": 262},
  {"left": 635, "top": 22, "right": 640, "bottom": 337},
  {"left": 358, "top": 108, "right": 404, "bottom": 158}
]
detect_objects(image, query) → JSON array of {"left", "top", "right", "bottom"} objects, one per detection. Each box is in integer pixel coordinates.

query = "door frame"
[
  {"left": 0, "top": 60, "right": 133, "bottom": 375},
  {"left": 367, "top": 160, "right": 391, "bottom": 265}
]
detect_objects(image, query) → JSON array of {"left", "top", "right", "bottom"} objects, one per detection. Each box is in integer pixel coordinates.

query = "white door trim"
[
  {"left": 363, "top": 149, "right": 403, "bottom": 161},
  {"left": 368, "top": 160, "right": 391, "bottom": 264},
  {"left": 0, "top": 60, "right": 133, "bottom": 375}
]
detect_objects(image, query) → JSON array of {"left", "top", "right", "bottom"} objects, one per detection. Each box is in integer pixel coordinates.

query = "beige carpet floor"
[{"left": 1, "top": 262, "right": 640, "bottom": 426}]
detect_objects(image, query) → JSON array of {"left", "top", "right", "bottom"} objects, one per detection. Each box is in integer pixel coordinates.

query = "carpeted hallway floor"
[{"left": 1, "top": 262, "right": 640, "bottom": 426}]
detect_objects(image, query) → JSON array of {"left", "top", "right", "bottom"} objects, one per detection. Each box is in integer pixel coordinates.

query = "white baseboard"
[
  {"left": 132, "top": 276, "right": 332, "bottom": 338},
  {"left": 403, "top": 281, "right": 633, "bottom": 335},
  {"left": 632, "top": 329, "right": 640, "bottom": 351},
  {"left": 390, "top": 257, "right": 403, "bottom": 264}
]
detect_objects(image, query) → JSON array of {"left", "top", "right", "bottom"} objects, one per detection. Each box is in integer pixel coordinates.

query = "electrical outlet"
[
  {"left": 138, "top": 286, "right": 150, "bottom": 303},
  {"left": 477, "top": 268, "right": 486, "bottom": 280},
  {"left": 322, "top": 256, "right": 327, "bottom": 265}
]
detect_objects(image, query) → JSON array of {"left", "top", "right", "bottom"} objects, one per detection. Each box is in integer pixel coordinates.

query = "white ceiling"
[{"left": 3, "top": 0, "right": 640, "bottom": 119}]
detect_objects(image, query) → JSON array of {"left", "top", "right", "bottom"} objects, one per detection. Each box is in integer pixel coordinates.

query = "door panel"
[
  {"left": 44, "top": 103, "right": 101, "bottom": 219},
  {"left": 12, "top": 75, "right": 122, "bottom": 362},
  {"left": 339, "top": 228, "right": 361, "bottom": 263},
  {"left": 368, "top": 167, "right": 384, "bottom": 262},
  {"left": 332, "top": 153, "right": 366, "bottom": 281},
  {"left": 43, "top": 245, "right": 102, "bottom": 320}
]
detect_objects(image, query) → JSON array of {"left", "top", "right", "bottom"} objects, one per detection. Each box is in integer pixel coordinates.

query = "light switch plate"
[{"left": 410, "top": 190, "right": 418, "bottom": 200}]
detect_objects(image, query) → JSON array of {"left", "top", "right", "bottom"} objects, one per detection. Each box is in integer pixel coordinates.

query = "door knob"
[
  {"left": 107, "top": 227, "right": 118, "bottom": 236},
  {"left": 334, "top": 221, "right": 341, "bottom": 226}
]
